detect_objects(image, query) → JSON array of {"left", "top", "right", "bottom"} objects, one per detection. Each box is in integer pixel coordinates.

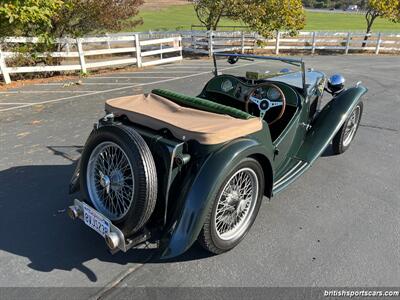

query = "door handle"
[{"left": 300, "top": 122, "right": 312, "bottom": 130}]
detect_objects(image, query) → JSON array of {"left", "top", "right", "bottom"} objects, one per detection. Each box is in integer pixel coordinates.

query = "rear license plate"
[{"left": 83, "top": 203, "right": 110, "bottom": 237}]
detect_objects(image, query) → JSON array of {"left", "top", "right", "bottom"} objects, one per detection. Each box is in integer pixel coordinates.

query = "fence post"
[
  {"left": 135, "top": 34, "right": 142, "bottom": 68},
  {"left": 241, "top": 31, "right": 245, "bottom": 54},
  {"left": 0, "top": 47, "right": 11, "bottom": 84},
  {"left": 345, "top": 32, "right": 351, "bottom": 55},
  {"left": 275, "top": 31, "right": 280, "bottom": 55},
  {"left": 375, "top": 32, "right": 382, "bottom": 55},
  {"left": 179, "top": 36, "right": 183, "bottom": 57},
  {"left": 208, "top": 30, "right": 214, "bottom": 57},
  {"left": 106, "top": 33, "right": 111, "bottom": 49},
  {"left": 192, "top": 31, "right": 198, "bottom": 53},
  {"left": 76, "top": 38, "right": 87, "bottom": 74},
  {"left": 65, "top": 39, "right": 70, "bottom": 54},
  {"left": 191, "top": 31, "right": 195, "bottom": 52},
  {"left": 311, "top": 31, "right": 317, "bottom": 55}
]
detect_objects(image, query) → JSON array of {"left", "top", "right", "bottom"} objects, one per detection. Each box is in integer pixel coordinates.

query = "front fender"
[
  {"left": 296, "top": 85, "right": 367, "bottom": 163},
  {"left": 160, "top": 138, "right": 273, "bottom": 258}
]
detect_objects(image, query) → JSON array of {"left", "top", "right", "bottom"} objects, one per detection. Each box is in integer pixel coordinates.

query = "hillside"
[
  {"left": 133, "top": 4, "right": 400, "bottom": 32},
  {"left": 142, "top": 0, "right": 189, "bottom": 10},
  {"left": 303, "top": 0, "right": 366, "bottom": 9}
]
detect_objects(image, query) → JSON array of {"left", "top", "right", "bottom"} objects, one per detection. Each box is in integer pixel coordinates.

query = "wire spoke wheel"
[
  {"left": 343, "top": 105, "right": 361, "bottom": 147},
  {"left": 214, "top": 167, "right": 259, "bottom": 241},
  {"left": 87, "top": 141, "right": 134, "bottom": 221},
  {"left": 332, "top": 102, "right": 363, "bottom": 155}
]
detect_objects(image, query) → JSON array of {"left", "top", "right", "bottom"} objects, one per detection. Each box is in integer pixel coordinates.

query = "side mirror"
[
  {"left": 227, "top": 56, "right": 239, "bottom": 65},
  {"left": 327, "top": 74, "right": 345, "bottom": 95}
]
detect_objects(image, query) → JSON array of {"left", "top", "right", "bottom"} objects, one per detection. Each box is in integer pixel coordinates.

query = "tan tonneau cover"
[{"left": 105, "top": 93, "right": 262, "bottom": 145}]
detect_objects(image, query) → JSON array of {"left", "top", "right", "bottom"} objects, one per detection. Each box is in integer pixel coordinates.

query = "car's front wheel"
[
  {"left": 332, "top": 101, "right": 363, "bottom": 154},
  {"left": 198, "top": 158, "right": 264, "bottom": 254}
]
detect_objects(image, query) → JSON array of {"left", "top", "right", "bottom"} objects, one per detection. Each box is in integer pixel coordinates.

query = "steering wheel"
[{"left": 245, "top": 83, "right": 286, "bottom": 125}]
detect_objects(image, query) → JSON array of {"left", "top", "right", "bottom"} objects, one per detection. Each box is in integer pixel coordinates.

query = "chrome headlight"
[{"left": 328, "top": 74, "right": 345, "bottom": 94}]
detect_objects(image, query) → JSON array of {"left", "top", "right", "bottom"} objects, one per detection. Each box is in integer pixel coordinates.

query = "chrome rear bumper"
[{"left": 68, "top": 199, "right": 151, "bottom": 254}]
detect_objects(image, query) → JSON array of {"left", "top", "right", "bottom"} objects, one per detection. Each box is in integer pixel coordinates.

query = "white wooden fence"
[
  {"left": 182, "top": 31, "right": 257, "bottom": 55},
  {"left": 179, "top": 30, "right": 400, "bottom": 56},
  {"left": 0, "top": 34, "right": 182, "bottom": 84},
  {"left": 1, "top": 30, "right": 399, "bottom": 84}
]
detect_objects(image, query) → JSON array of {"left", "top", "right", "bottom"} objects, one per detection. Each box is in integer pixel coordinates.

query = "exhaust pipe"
[
  {"left": 67, "top": 205, "right": 81, "bottom": 220},
  {"left": 105, "top": 232, "right": 120, "bottom": 250}
]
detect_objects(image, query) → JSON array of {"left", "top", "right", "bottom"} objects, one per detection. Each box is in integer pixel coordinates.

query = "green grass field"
[{"left": 131, "top": 5, "right": 400, "bottom": 32}]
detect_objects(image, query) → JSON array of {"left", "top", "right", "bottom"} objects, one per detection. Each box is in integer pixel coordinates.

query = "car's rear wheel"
[
  {"left": 80, "top": 125, "right": 157, "bottom": 236},
  {"left": 332, "top": 101, "right": 363, "bottom": 154},
  {"left": 198, "top": 158, "right": 264, "bottom": 254}
]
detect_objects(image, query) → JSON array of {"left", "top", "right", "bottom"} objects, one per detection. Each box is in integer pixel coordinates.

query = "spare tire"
[{"left": 80, "top": 124, "right": 157, "bottom": 236}]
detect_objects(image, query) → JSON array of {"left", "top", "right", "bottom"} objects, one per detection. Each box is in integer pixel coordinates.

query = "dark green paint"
[
  {"left": 162, "top": 75, "right": 367, "bottom": 258},
  {"left": 161, "top": 136, "right": 274, "bottom": 258},
  {"left": 296, "top": 86, "right": 367, "bottom": 163},
  {"left": 71, "top": 56, "right": 367, "bottom": 259}
]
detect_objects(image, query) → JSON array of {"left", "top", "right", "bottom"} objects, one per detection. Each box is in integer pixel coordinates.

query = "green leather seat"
[{"left": 151, "top": 89, "right": 253, "bottom": 120}]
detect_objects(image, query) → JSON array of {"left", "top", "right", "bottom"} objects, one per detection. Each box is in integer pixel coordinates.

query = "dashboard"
[{"left": 202, "top": 75, "right": 299, "bottom": 107}]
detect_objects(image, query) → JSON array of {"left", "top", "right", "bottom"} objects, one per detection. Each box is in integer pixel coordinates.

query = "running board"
[{"left": 272, "top": 159, "right": 309, "bottom": 195}]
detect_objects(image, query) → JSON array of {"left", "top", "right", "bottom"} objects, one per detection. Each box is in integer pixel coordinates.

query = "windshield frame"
[{"left": 212, "top": 53, "right": 306, "bottom": 93}]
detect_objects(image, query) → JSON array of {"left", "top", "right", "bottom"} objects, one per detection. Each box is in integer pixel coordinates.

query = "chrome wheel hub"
[
  {"left": 109, "top": 170, "right": 124, "bottom": 191},
  {"left": 214, "top": 167, "right": 259, "bottom": 241},
  {"left": 86, "top": 142, "right": 134, "bottom": 221},
  {"left": 99, "top": 173, "right": 111, "bottom": 193}
]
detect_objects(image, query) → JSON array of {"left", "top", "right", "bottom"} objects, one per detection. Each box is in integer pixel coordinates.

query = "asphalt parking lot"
[{"left": 0, "top": 55, "right": 399, "bottom": 296}]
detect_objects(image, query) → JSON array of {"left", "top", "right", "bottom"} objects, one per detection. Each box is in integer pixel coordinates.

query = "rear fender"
[
  {"left": 296, "top": 85, "right": 367, "bottom": 163},
  {"left": 161, "top": 138, "right": 273, "bottom": 258}
]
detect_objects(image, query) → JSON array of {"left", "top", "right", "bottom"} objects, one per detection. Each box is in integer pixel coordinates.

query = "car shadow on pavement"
[
  {"left": 0, "top": 156, "right": 211, "bottom": 282},
  {"left": 0, "top": 161, "right": 157, "bottom": 282}
]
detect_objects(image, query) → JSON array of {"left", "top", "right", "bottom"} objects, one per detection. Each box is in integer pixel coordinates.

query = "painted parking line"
[
  {"left": 0, "top": 90, "right": 96, "bottom": 94},
  {"left": 164, "top": 64, "right": 213, "bottom": 67},
  {"left": 171, "top": 62, "right": 213, "bottom": 65},
  {"left": 160, "top": 64, "right": 213, "bottom": 69},
  {"left": 0, "top": 102, "right": 36, "bottom": 105},
  {"left": 89, "top": 76, "right": 176, "bottom": 79},
  {"left": 161, "top": 66, "right": 211, "bottom": 69},
  {"left": 34, "top": 82, "right": 139, "bottom": 86},
  {"left": 0, "top": 61, "right": 260, "bottom": 112},
  {"left": 110, "top": 71, "right": 204, "bottom": 74}
]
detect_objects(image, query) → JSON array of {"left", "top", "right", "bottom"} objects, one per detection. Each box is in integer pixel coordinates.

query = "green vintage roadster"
[{"left": 68, "top": 53, "right": 367, "bottom": 258}]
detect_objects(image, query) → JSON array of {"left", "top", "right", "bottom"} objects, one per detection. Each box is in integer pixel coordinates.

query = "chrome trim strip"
[
  {"left": 274, "top": 161, "right": 302, "bottom": 186},
  {"left": 273, "top": 161, "right": 308, "bottom": 190}
]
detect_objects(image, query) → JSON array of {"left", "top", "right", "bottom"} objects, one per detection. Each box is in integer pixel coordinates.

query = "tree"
[
  {"left": 238, "top": 0, "right": 306, "bottom": 37},
  {"left": 0, "top": 0, "right": 144, "bottom": 73},
  {"left": 193, "top": 0, "right": 236, "bottom": 30},
  {"left": 193, "top": 0, "right": 305, "bottom": 36},
  {"left": 365, "top": 0, "right": 400, "bottom": 33},
  {"left": 0, "top": 0, "right": 64, "bottom": 38},
  {"left": 363, "top": 0, "right": 400, "bottom": 46},
  {"left": 50, "top": 0, "right": 144, "bottom": 39},
  {"left": 302, "top": 0, "right": 316, "bottom": 8},
  {"left": 0, "top": 0, "right": 144, "bottom": 38}
]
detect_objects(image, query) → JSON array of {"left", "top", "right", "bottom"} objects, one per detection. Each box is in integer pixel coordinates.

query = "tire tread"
[{"left": 80, "top": 124, "right": 157, "bottom": 236}]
